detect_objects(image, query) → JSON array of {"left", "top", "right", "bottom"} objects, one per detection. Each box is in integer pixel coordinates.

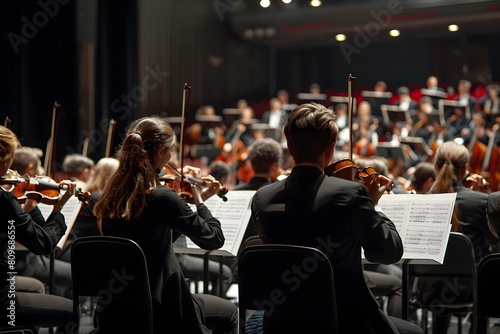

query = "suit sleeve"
[
  {"left": 155, "top": 188, "right": 225, "bottom": 250},
  {"left": 2, "top": 191, "right": 66, "bottom": 256},
  {"left": 351, "top": 185, "right": 403, "bottom": 264}
]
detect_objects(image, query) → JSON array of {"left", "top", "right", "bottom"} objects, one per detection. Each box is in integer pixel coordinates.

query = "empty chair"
[
  {"left": 474, "top": 252, "right": 500, "bottom": 333},
  {"left": 70, "top": 236, "right": 153, "bottom": 334},
  {"left": 238, "top": 244, "right": 338, "bottom": 333}
]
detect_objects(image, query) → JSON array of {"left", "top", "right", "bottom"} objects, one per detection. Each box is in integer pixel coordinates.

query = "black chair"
[
  {"left": 238, "top": 244, "right": 338, "bottom": 333},
  {"left": 70, "top": 236, "right": 153, "bottom": 334},
  {"left": 406, "top": 232, "right": 476, "bottom": 334},
  {"left": 474, "top": 252, "right": 500, "bottom": 334}
]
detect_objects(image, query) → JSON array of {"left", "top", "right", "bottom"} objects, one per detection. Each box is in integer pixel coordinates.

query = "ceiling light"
[
  {"left": 310, "top": 0, "right": 322, "bottom": 7},
  {"left": 389, "top": 29, "right": 400, "bottom": 37},
  {"left": 282, "top": 0, "right": 292, "bottom": 3},
  {"left": 335, "top": 34, "right": 346, "bottom": 42},
  {"left": 448, "top": 24, "right": 459, "bottom": 32},
  {"left": 260, "top": 0, "right": 271, "bottom": 8}
]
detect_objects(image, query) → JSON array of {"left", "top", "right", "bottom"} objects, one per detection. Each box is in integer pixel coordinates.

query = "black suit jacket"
[
  {"left": 455, "top": 182, "right": 497, "bottom": 262},
  {"left": 101, "top": 186, "right": 224, "bottom": 333},
  {"left": 251, "top": 165, "right": 403, "bottom": 333}
]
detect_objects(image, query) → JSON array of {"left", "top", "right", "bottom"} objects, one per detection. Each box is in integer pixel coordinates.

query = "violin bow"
[
  {"left": 348, "top": 74, "right": 356, "bottom": 161},
  {"left": 4, "top": 116, "right": 12, "bottom": 129},
  {"left": 105, "top": 119, "right": 117, "bottom": 157},
  {"left": 44, "top": 102, "right": 61, "bottom": 179},
  {"left": 179, "top": 83, "right": 192, "bottom": 180}
]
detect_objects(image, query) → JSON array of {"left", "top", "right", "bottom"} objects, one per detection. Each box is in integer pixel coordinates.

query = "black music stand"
[{"left": 380, "top": 105, "right": 411, "bottom": 125}]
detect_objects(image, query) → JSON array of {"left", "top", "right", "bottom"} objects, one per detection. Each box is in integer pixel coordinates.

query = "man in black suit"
[{"left": 251, "top": 103, "right": 423, "bottom": 333}]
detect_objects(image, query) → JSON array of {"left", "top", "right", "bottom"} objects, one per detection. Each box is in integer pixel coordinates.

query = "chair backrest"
[
  {"left": 406, "top": 232, "right": 476, "bottom": 312},
  {"left": 70, "top": 236, "right": 153, "bottom": 334},
  {"left": 408, "top": 232, "right": 476, "bottom": 278},
  {"left": 475, "top": 252, "right": 500, "bottom": 319},
  {"left": 238, "top": 244, "right": 338, "bottom": 333}
]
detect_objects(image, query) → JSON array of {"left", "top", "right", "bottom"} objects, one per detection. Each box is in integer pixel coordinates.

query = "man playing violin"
[{"left": 251, "top": 103, "right": 423, "bottom": 334}]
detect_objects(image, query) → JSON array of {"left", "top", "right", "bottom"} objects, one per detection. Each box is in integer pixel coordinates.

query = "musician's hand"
[
  {"left": 368, "top": 176, "right": 393, "bottom": 205},
  {"left": 200, "top": 175, "right": 222, "bottom": 201},
  {"left": 53, "top": 180, "right": 76, "bottom": 213},
  {"left": 22, "top": 199, "right": 38, "bottom": 213},
  {"left": 182, "top": 165, "right": 201, "bottom": 178}
]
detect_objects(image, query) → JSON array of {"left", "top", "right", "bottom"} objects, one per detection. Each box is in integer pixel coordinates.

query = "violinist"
[
  {"left": 406, "top": 162, "right": 437, "bottom": 194},
  {"left": 0, "top": 125, "right": 75, "bottom": 330},
  {"left": 417, "top": 140, "right": 497, "bottom": 334},
  {"left": 93, "top": 117, "right": 237, "bottom": 333},
  {"left": 10, "top": 146, "right": 74, "bottom": 297},
  {"left": 251, "top": 103, "right": 423, "bottom": 334},
  {"left": 233, "top": 138, "right": 282, "bottom": 191}
]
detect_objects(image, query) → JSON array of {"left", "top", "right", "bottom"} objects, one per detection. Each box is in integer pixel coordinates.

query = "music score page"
[
  {"left": 185, "top": 190, "right": 255, "bottom": 256},
  {"left": 378, "top": 193, "right": 456, "bottom": 264}
]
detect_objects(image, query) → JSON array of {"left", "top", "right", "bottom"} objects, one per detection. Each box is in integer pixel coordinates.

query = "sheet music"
[
  {"left": 38, "top": 193, "right": 82, "bottom": 249},
  {"left": 378, "top": 193, "right": 456, "bottom": 264},
  {"left": 185, "top": 190, "right": 255, "bottom": 256}
]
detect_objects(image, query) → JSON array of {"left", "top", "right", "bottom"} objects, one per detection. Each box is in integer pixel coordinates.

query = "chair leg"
[{"left": 422, "top": 309, "right": 428, "bottom": 334}]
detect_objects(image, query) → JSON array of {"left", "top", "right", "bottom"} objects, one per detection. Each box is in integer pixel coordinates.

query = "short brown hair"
[
  {"left": 284, "top": 103, "right": 338, "bottom": 163},
  {"left": 248, "top": 138, "right": 282, "bottom": 174}
]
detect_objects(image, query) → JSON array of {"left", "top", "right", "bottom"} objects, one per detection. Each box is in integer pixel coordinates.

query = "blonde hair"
[
  {"left": 85, "top": 157, "right": 119, "bottom": 193},
  {"left": 0, "top": 126, "right": 21, "bottom": 162}
]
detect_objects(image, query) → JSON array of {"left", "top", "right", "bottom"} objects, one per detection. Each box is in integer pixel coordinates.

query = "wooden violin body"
[{"left": 0, "top": 169, "right": 91, "bottom": 205}]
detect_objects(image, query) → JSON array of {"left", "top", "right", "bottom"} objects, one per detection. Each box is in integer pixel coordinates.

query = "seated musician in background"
[
  {"left": 224, "top": 106, "right": 256, "bottom": 149},
  {"left": 487, "top": 191, "right": 500, "bottom": 239},
  {"left": 62, "top": 153, "right": 95, "bottom": 191},
  {"left": 261, "top": 97, "right": 288, "bottom": 142},
  {"left": 455, "top": 79, "right": 478, "bottom": 113},
  {"left": 416, "top": 140, "right": 498, "bottom": 334},
  {"left": 1, "top": 125, "right": 75, "bottom": 331},
  {"left": 251, "top": 103, "right": 423, "bottom": 334},
  {"left": 352, "top": 101, "right": 379, "bottom": 156},
  {"left": 423, "top": 75, "right": 446, "bottom": 109},
  {"left": 93, "top": 116, "right": 237, "bottom": 333},
  {"left": 71, "top": 157, "right": 119, "bottom": 238},
  {"left": 276, "top": 89, "right": 297, "bottom": 111},
  {"left": 394, "top": 86, "right": 418, "bottom": 111},
  {"left": 483, "top": 84, "right": 500, "bottom": 127},
  {"left": 11, "top": 146, "right": 45, "bottom": 176},
  {"left": 405, "top": 162, "right": 437, "bottom": 194},
  {"left": 10, "top": 146, "right": 74, "bottom": 298}
]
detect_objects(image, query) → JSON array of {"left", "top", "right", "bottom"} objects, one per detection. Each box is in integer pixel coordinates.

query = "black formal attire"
[
  {"left": 261, "top": 109, "right": 288, "bottom": 142},
  {"left": 487, "top": 191, "right": 500, "bottom": 239},
  {"left": 99, "top": 186, "right": 237, "bottom": 334},
  {"left": 1, "top": 189, "right": 72, "bottom": 330},
  {"left": 233, "top": 176, "right": 272, "bottom": 192},
  {"left": 455, "top": 181, "right": 497, "bottom": 262},
  {"left": 251, "top": 165, "right": 423, "bottom": 334}
]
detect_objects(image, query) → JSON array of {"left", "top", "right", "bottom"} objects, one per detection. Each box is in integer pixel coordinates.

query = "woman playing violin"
[
  {"left": 93, "top": 117, "right": 237, "bottom": 334},
  {"left": 0, "top": 125, "right": 75, "bottom": 331}
]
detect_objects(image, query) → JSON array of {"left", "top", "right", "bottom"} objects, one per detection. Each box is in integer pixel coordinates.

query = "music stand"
[
  {"left": 250, "top": 123, "right": 275, "bottom": 139},
  {"left": 400, "top": 137, "right": 433, "bottom": 157},
  {"left": 380, "top": 105, "right": 411, "bottom": 125},
  {"left": 438, "top": 100, "right": 471, "bottom": 122},
  {"left": 296, "top": 93, "right": 327, "bottom": 104},
  {"left": 361, "top": 91, "right": 392, "bottom": 118},
  {"left": 222, "top": 108, "right": 242, "bottom": 128},
  {"left": 330, "top": 96, "right": 357, "bottom": 114},
  {"left": 376, "top": 143, "right": 406, "bottom": 162}
]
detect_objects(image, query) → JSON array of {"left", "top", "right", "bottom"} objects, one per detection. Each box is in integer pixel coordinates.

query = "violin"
[
  {"left": 159, "top": 164, "right": 228, "bottom": 202},
  {"left": 462, "top": 171, "right": 490, "bottom": 192},
  {"left": 0, "top": 169, "right": 91, "bottom": 205},
  {"left": 325, "top": 159, "right": 394, "bottom": 194}
]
